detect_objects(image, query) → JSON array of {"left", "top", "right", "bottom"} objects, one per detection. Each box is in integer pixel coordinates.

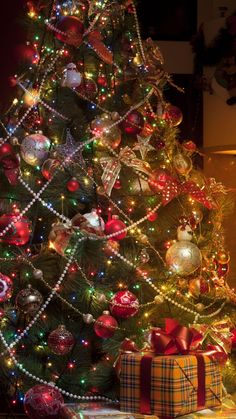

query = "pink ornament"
[
  {"left": 0, "top": 273, "right": 13, "bottom": 302},
  {"left": 110, "top": 290, "right": 139, "bottom": 319},
  {"left": 24, "top": 384, "right": 64, "bottom": 419},
  {"left": 105, "top": 216, "right": 127, "bottom": 241},
  {"left": 0, "top": 213, "right": 31, "bottom": 246},
  {"left": 48, "top": 325, "right": 75, "bottom": 355},
  {"left": 94, "top": 311, "right": 118, "bottom": 338}
]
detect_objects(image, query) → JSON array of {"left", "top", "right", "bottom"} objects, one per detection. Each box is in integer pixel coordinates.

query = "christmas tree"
[{"left": 0, "top": 0, "right": 236, "bottom": 416}]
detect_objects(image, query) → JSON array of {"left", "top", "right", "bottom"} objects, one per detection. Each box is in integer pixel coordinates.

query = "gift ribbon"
[
  {"left": 100, "top": 146, "right": 151, "bottom": 195},
  {"left": 0, "top": 143, "right": 20, "bottom": 185}
]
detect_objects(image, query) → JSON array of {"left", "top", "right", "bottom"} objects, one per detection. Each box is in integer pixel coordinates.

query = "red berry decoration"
[
  {"left": 94, "top": 311, "right": 118, "bottom": 338},
  {"left": 105, "top": 215, "right": 127, "bottom": 241},
  {"left": 162, "top": 104, "right": 183, "bottom": 126},
  {"left": 110, "top": 290, "right": 139, "bottom": 319},
  {"left": 66, "top": 178, "right": 80, "bottom": 192},
  {"left": 24, "top": 384, "right": 64, "bottom": 419},
  {"left": 0, "top": 213, "right": 31, "bottom": 246},
  {"left": 121, "top": 110, "right": 144, "bottom": 135},
  {"left": 48, "top": 325, "right": 75, "bottom": 355},
  {"left": 55, "top": 16, "right": 84, "bottom": 45},
  {"left": 148, "top": 169, "right": 172, "bottom": 193},
  {"left": 0, "top": 273, "right": 13, "bottom": 302}
]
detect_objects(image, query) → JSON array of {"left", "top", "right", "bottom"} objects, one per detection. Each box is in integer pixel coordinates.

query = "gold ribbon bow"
[{"left": 100, "top": 146, "right": 151, "bottom": 195}]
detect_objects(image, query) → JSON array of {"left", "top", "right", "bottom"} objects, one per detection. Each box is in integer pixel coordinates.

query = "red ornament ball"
[
  {"left": 217, "top": 263, "right": 229, "bottom": 277},
  {"left": 113, "top": 179, "right": 122, "bottom": 189},
  {"left": 48, "top": 325, "right": 75, "bottom": 355},
  {"left": 55, "top": 16, "right": 84, "bottom": 45},
  {"left": 0, "top": 213, "right": 31, "bottom": 246},
  {"left": 231, "top": 328, "right": 236, "bottom": 350},
  {"left": 148, "top": 169, "right": 172, "bottom": 193},
  {"left": 147, "top": 208, "right": 157, "bottom": 222},
  {"left": 66, "top": 178, "right": 80, "bottom": 192},
  {"left": 76, "top": 77, "right": 98, "bottom": 100},
  {"left": 0, "top": 273, "right": 13, "bottom": 302},
  {"left": 24, "top": 384, "right": 64, "bottom": 419},
  {"left": 110, "top": 290, "right": 139, "bottom": 319},
  {"left": 121, "top": 111, "right": 144, "bottom": 135},
  {"left": 94, "top": 311, "right": 118, "bottom": 338},
  {"left": 162, "top": 104, "right": 183, "bottom": 127},
  {"left": 105, "top": 216, "right": 127, "bottom": 241}
]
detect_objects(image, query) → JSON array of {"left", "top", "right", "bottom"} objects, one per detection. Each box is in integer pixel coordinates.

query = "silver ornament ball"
[
  {"left": 33, "top": 269, "right": 43, "bottom": 279},
  {"left": 20, "top": 133, "right": 51, "bottom": 166},
  {"left": 83, "top": 313, "right": 94, "bottom": 324}
]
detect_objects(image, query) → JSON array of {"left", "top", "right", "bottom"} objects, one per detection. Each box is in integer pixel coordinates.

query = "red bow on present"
[
  {"left": 0, "top": 143, "right": 20, "bottom": 185},
  {"left": 162, "top": 178, "right": 214, "bottom": 209},
  {"left": 151, "top": 318, "right": 203, "bottom": 355}
]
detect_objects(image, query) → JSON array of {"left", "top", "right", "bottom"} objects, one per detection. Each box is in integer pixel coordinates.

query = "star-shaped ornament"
[
  {"left": 55, "top": 129, "right": 85, "bottom": 168},
  {"left": 132, "top": 135, "right": 155, "bottom": 160}
]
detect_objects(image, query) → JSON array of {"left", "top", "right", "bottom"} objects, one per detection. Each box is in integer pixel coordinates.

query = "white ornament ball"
[
  {"left": 61, "top": 63, "right": 82, "bottom": 88},
  {"left": 83, "top": 313, "right": 94, "bottom": 324},
  {"left": 166, "top": 240, "right": 202, "bottom": 276},
  {"left": 177, "top": 225, "right": 193, "bottom": 241},
  {"left": 83, "top": 210, "right": 105, "bottom": 231},
  {"left": 20, "top": 133, "right": 51, "bottom": 166}
]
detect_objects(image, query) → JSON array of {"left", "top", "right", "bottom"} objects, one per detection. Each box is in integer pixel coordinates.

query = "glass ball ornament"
[
  {"left": 177, "top": 225, "right": 193, "bottom": 241},
  {"left": 41, "top": 159, "right": 60, "bottom": 180},
  {"left": 94, "top": 311, "right": 118, "bottom": 338},
  {"left": 55, "top": 16, "right": 84, "bottom": 45},
  {"left": 121, "top": 110, "right": 144, "bottom": 135},
  {"left": 0, "top": 273, "right": 13, "bottom": 302},
  {"left": 148, "top": 168, "right": 172, "bottom": 193},
  {"left": 188, "top": 277, "right": 209, "bottom": 298},
  {"left": 0, "top": 213, "right": 31, "bottom": 246},
  {"left": 33, "top": 269, "right": 43, "bottom": 279},
  {"left": 173, "top": 153, "right": 192, "bottom": 175},
  {"left": 109, "top": 290, "right": 139, "bottom": 318},
  {"left": 24, "top": 384, "right": 64, "bottom": 419},
  {"left": 162, "top": 104, "right": 183, "bottom": 126},
  {"left": 216, "top": 250, "right": 230, "bottom": 265},
  {"left": 66, "top": 178, "right": 80, "bottom": 192},
  {"left": 21, "top": 133, "right": 51, "bottom": 166},
  {"left": 166, "top": 241, "right": 202, "bottom": 276},
  {"left": 105, "top": 215, "right": 127, "bottom": 241},
  {"left": 154, "top": 295, "right": 164, "bottom": 304},
  {"left": 48, "top": 325, "right": 75, "bottom": 355},
  {"left": 83, "top": 313, "right": 94, "bottom": 324},
  {"left": 16, "top": 285, "right": 43, "bottom": 315}
]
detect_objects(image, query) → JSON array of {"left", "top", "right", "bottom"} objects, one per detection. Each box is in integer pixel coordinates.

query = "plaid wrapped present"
[{"left": 120, "top": 352, "right": 222, "bottom": 419}]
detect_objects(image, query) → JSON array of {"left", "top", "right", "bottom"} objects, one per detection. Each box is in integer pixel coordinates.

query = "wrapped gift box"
[{"left": 120, "top": 352, "right": 222, "bottom": 419}]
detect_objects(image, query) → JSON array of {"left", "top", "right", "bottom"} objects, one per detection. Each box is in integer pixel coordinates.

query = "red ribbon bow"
[
  {"left": 0, "top": 143, "right": 20, "bottom": 185},
  {"left": 163, "top": 178, "right": 214, "bottom": 209},
  {"left": 151, "top": 318, "right": 203, "bottom": 355}
]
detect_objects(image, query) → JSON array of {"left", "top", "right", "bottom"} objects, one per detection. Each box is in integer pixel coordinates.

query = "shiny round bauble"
[
  {"left": 121, "top": 110, "right": 144, "bottom": 136},
  {"left": 182, "top": 140, "right": 197, "bottom": 154},
  {"left": 62, "top": 63, "right": 82, "bottom": 88},
  {"left": 173, "top": 153, "right": 192, "bottom": 175},
  {"left": 83, "top": 210, "right": 105, "bottom": 231},
  {"left": 48, "top": 325, "right": 75, "bottom": 355},
  {"left": 166, "top": 241, "right": 202, "bottom": 276},
  {"left": 33, "top": 269, "right": 43, "bottom": 279},
  {"left": 113, "top": 179, "right": 122, "bottom": 189},
  {"left": 21, "top": 133, "right": 51, "bottom": 166},
  {"left": 66, "top": 178, "right": 80, "bottom": 192},
  {"left": 105, "top": 216, "right": 127, "bottom": 241},
  {"left": 195, "top": 303, "right": 205, "bottom": 312},
  {"left": 188, "top": 277, "right": 209, "bottom": 298},
  {"left": 96, "top": 293, "right": 107, "bottom": 303},
  {"left": 0, "top": 142, "right": 16, "bottom": 159},
  {"left": 191, "top": 208, "right": 203, "bottom": 225},
  {"left": 177, "top": 225, "right": 193, "bottom": 241},
  {"left": 154, "top": 295, "right": 164, "bottom": 304},
  {"left": 110, "top": 290, "right": 139, "bottom": 319},
  {"left": 55, "top": 16, "right": 84, "bottom": 45},
  {"left": 41, "top": 159, "right": 60, "bottom": 180},
  {"left": 216, "top": 251, "right": 230, "bottom": 265},
  {"left": 83, "top": 313, "right": 94, "bottom": 324},
  {"left": 94, "top": 311, "right": 118, "bottom": 338},
  {"left": 217, "top": 263, "right": 229, "bottom": 277},
  {"left": 24, "top": 384, "right": 64, "bottom": 419},
  {"left": 103, "top": 239, "right": 120, "bottom": 256},
  {"left": 0, "top": 213, "right": 31, "bottom": 246},
  {"left": 23, "top": 88, "right": 39, "bottom": 107},
  {"left": 147, "top": 209, "right": 158, "bottom": 222},
  {"left": 148, "top": 168, "right": 172, "bottom": 193},
  {"left": 111, "top": 111, "right": 120, "bottom": 121},
  {"left": 16, "top": 286, "right": 43, "bottom": 315},
  {"left": 76, "top": 77, "right": 98, "bottom": 100},
  {"left": 0, "top": 273, "right": 13, "bottom": 302},
  {"left": 231, "top": 328, "right": 236, "bottom": 350},
  {"left": 162, "top": 104, "right": 183, "bottom": 126}
]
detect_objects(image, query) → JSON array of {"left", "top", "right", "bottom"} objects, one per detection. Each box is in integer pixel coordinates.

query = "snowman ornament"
[{"left": 61, "top": 63, "right": 82, "bottom": 88}]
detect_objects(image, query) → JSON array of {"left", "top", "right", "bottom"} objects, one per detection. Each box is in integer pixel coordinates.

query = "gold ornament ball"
[
  {"left": 217, "top": 251, "right": 230, "bottom": 265},
  {"left": 154, "top": 295, "right": 164, "bottom": 304},
  {"left": 173, "top": 153, "right": 193, "bottom": 175},
  {"left": 195, "top": 303, "right": 205, "bottom": 312},
  {"left": 166, "top": 241, "right": 202, "bottom": 276},
  {"left": 16, "top": 285, "right": 43, "bottom": 315}
]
